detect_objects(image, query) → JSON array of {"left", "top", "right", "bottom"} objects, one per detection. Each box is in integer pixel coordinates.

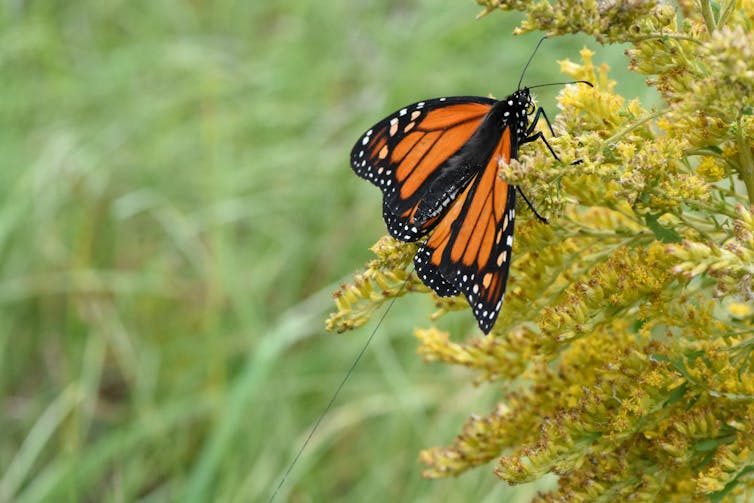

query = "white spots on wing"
[
  {"left": 417, "top": 101, "right": 425, "bottom": 108},
  {"left": 361, "top": 129, "right": 373, "bottom": 147},
  {"left": 414, "top": 245, "right": 461, "bottom": 297},
  {"left": 506, "top": 235, "right": 513, "bottom": 247},
  {"left": 399, "top": 108, "right": 407, "bottom": 116},
  {"left": 439, "top": 97, "right": 446, "bottom": 101}
]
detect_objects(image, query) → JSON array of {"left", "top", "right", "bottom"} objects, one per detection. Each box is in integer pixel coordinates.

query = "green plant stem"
[
  {"left": 629, "top": 34, "right": 702, "bottom": 44},
  {"left": 735, "top": 121, "right": 754, "bottom": 205},
  {"left": 700, "top": 0, "right": 717, "bottom": 33},
  {"left": 718, "top": 0, "right": 737, "bottom": 28},
  {"left": 603, "top": 109, "right": 667, "bottom": 144}
]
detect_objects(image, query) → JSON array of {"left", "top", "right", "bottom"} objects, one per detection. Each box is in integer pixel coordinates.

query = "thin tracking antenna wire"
[{"left": 267, "top": 272, "right": 412, "bottom": 503}]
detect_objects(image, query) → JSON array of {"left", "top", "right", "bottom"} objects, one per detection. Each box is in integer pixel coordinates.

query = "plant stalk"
[{"left": 736, "top": 122, "right": 754, "bottom": 205}]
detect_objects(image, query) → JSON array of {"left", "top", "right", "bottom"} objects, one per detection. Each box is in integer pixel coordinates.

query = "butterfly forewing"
[{"left": 351, "top": 96, "right": 496, "bottom": 241}]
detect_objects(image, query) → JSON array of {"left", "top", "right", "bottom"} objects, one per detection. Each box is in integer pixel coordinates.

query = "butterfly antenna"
[
  {"left": 268, "top": 272, "right": 411, "bottom": 502},
  {"left": 518, "top": 35, "right": 549, "bottom": 90}
]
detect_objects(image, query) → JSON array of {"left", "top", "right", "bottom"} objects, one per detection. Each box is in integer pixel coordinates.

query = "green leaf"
[
  {"left": 695, "top": 449, "right": 717, "bottom": 470},
  {"left": 665, "top": 383, "right": 687, "bottom": 405},
  {"left": 650, "top": 354, "right": 672, "bottom": 363},
  {"left": 645, "top": 213, "right": 682, "bottom": 243},
  {"left": 693, "top": 437, "right": 729, "bottom": 452}
]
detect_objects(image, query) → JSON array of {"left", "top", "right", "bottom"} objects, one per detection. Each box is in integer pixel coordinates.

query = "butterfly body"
[{"left": 351, "top": 88, "right": 538, "bottom": 334}]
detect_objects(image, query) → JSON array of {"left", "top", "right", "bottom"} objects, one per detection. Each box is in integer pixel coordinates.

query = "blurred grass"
[{"left": 0, "top": 1, "right": 646, "bottom": 501}]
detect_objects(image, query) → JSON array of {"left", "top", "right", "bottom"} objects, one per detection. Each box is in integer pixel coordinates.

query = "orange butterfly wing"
[
  {"left": 353, "top": 90, "right": 534, "bottom": 333},
  {"left": 414, "top": 127, "right": 517, "bottom": 333},
  {"left": 351, "top": 97, "right": 496, "bottom": 242}
]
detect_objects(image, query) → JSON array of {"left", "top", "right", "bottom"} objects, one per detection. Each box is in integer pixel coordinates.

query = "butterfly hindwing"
[
  {"left": 444, "top": 183, "right": 516, "bottom": 334},
  {"left": 351, "top": 96, "right": 496, "bottom": 241},
  {"left": 413, "top": 244, "right": 460, "bottom": 297},
  {"left": 416, "top": 125, "right": 519, "bottom": 334}
]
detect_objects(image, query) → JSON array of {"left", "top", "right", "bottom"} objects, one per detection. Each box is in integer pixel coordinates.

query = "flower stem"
[
  {"left": 736, "top": 120, "right": 754, "bottom": 204},
  {"left": 700, "top": 0, "right": 717, "bottom": 33},
  {"left": 603, "top": 109, "right": 667, "bottom": 144}
]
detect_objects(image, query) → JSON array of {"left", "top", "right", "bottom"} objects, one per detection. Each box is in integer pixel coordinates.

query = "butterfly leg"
[
  {"left": 521, "top": 107, "right": 561, "bottom": 161},
  {"left": 528, "top": 106, "right": 556, "bottom": 136},
  {"left": 517, "top": 187, "right": 548, "bottom": 224},
  {"left": 517, "top": 107, "right": 558, "bottom": 223},
  {"left": 523, "top": 106, "right": 583, "bottom": 165}
]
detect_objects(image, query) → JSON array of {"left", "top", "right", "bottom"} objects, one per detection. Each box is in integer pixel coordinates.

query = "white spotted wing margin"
[{"left": 413, "top": 244, "right": 460, "bottom": 297}]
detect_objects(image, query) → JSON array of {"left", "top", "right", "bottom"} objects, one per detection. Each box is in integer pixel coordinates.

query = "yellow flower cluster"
[
  {"left": 329, "top": 0, "right": 754, "bottom": 500},
  {"left": 326, "top": 236, "right": 418, "bottom": 333}
]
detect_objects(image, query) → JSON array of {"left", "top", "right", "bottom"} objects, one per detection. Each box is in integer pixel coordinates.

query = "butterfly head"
[{"left": 515, "top": 88, "right": 536, "bottom": 114}]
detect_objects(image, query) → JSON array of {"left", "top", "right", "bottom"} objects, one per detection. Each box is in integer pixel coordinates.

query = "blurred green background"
[{"left": 0, "top": 1, "right": 647, "bottom": 501}]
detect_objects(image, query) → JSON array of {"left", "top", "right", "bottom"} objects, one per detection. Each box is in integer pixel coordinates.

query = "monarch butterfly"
[{"left": 351, "top": 39, "right": 590, "bottom": 334}]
